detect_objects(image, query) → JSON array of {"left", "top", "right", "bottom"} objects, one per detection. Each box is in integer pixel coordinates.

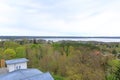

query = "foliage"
[
  {"left": 106, "top": 74, "right": 116, "bottom": 80},
  {"left": 0, "top": 39, "right": 120, "bottom": 80},
  {"left": 112, "top": 49, "right": 117, "bottom": 55},
  {"left": 3, "top": 48, "right": 16, "bottom": 59},
  {"left": 53, "top": 75, "right": 65, "bottom": 80},
  {"left": 107, "top": 59, "right": 120, "bottom": 80},
  {"left": 16, "top": 46, "right": 26, "bottom": 58},
  {"left": 114, "top": 66, "right": 120, "bottom": 80},
  {"left": 3, "top": 41, "right": 20, "bottom": 49}
]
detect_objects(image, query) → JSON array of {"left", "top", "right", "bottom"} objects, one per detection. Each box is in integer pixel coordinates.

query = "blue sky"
[{"left": 0, "top": 0, "right": 120, "bottom": 36}]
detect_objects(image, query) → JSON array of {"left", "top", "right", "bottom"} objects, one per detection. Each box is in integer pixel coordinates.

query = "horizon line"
[{"left": 1, "top": 36, "right": 120, "bottom": 39}]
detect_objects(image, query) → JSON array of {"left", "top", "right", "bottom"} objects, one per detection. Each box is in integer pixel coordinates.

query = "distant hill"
[{"left": 0, "top": 36, "right": 120, "bottom": 39}]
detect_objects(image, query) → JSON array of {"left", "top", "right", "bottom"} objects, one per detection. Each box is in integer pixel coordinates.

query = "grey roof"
[
  {"left": 21, "top": 72, "right": 54, "bottom": 80},
  {"left": 0, "top": 68, "right": 54, "bottom": 80},
  {"left": 5, "top": 58, "right": 29, "bottom": 65},
  {"left": 0, "top": 68, "right": 8, "bottom": 75}
]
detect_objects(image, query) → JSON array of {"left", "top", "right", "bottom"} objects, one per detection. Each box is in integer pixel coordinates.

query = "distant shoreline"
[
  {"left": 1, "top": 36, "right": 120, "bottom": 39},
  {"left": 1, "top": 36, "right": 120, "bottom": 42}
]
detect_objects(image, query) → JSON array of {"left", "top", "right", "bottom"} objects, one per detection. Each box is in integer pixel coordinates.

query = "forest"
[{"left": 0, "top": 39, "right": 120, "bottom": 80}]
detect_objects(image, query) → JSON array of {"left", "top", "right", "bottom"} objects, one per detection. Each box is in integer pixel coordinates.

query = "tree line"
[{"left": 0, "top": 39, "right": 120, "bottom": 80}]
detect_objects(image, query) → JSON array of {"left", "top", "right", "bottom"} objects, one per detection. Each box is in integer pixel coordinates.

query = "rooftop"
[
  {"left": 5, "top": 58, "right": 29, "bottom": 65},
  {"left": 0, "top": 68, "right": 8, "bottom": 75},
  {"left": 0, "top": 68, "right": 54, "bottom": 80}
]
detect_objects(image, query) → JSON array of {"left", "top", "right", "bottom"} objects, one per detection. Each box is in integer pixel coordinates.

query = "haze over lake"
[
  {"left": 43, "top": 38, "right": 120, "bottom": 42},
  {"left": 1, "top": 37, "right": 120, "bottom": 42}
]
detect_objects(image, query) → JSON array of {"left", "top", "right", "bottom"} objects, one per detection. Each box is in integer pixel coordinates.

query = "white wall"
[
  {"left": 7, "top": 64, "right": 14, "bottom": 72},
  {"left": 7, "top": 62, "right": 27, "bottom": 72}
]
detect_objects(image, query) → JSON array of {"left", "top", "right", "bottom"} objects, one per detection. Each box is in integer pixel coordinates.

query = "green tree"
[
  {"left": 4, "top": 41, "right": 20, "bottom": 49},
  {"left": 3, "top": 48, "right": 16, "bottom": 59},
  {"left": 114, "top": 66, "right": 120, "bottom": 80},
  {"left": 16, "top": 46, "right": 26, "bottom": 58},
  {"left": 0, "top": 48, "right": 4, "bottom": 59},
  {"left": 107, "top": 59, "right": 120, "bottom": 80},
  {"left": 112, "top": 50, "right": 117, "bottom": 55}
]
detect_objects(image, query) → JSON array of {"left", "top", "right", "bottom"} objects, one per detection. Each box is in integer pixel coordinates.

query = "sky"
[{"left": 0, "top": 0, "right": 120, "bottom": 36}]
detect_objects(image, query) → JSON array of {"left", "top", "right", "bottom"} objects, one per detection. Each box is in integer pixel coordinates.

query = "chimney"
[{"left": 0, "top": 59, "right": 5, "bottom": 68}]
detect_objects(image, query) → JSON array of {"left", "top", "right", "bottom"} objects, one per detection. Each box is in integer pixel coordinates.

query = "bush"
[{"left": 53, "top": 75, "right": 65, "bottom": 80}]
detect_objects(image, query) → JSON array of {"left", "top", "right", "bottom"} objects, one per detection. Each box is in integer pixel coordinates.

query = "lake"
[
  {"left": 41, "top": 38, "right": 120, "bottom": 42},
  {"left": 1, "top": 37, "right": 120, "bottom": 42}
]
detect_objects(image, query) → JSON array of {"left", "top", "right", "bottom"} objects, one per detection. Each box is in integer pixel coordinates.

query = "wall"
[{"left": 7, "top": 62, "right": 27, "bottom": 72}]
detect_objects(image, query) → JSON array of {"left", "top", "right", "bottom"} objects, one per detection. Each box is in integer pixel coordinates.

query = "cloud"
[
  {"left": 0, "top": 0, "right": 120, "bottom": 36},
  {"left": 0, "top": 1, "right": 16, "bottom": 24}
]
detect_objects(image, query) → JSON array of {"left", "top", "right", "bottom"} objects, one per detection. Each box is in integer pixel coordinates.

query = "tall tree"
[{"left": 3, "top": 48, "right": 16, "bottom": 59}]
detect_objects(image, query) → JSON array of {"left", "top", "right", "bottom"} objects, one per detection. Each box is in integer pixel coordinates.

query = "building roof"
[
  {"left": 21, "top": 72, "right": 54, "bottom": 80},
  {"left": 5, "top": 58, "right": 29, "bottom": 65},
  {"left": 0, "top": 68, "right": 8, "bottom": 75},
  {"left": 0, "top": 69, "right": 54, "bottom": 80}
]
